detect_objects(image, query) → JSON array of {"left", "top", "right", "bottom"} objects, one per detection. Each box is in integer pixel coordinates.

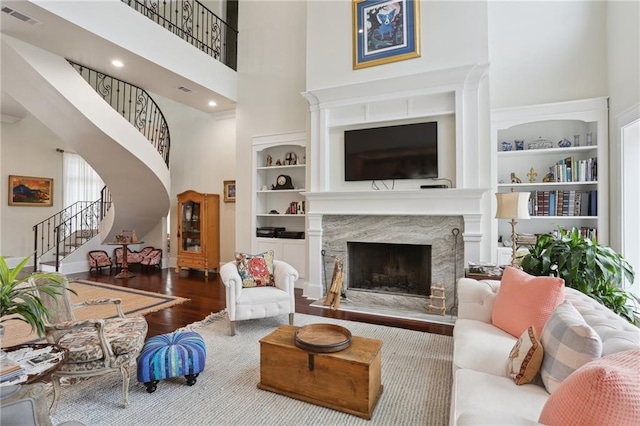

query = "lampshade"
[{"left": 495, "top": 192, "right": 531, "bottom": 219}]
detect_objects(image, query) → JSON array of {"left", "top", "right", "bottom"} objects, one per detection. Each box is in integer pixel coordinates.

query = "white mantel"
[
  {"left": 302, "top": 65, "right": 492, "bottom": 300},
  {"left": 303, "top": 189, "right": 487, "bottom": 216}
]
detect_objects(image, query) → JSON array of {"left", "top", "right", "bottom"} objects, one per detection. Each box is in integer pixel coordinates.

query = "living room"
[{"left": 1, "top": 1, "right": 639, "bottom": 424}]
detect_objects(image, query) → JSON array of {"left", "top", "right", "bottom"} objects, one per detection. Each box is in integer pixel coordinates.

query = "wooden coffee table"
[{"left": 257, "top": 325, "right": 383, "bottom": 419}]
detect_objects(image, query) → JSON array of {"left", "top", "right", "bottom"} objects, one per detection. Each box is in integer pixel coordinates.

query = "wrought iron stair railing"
[
  {"left": 68, "top": 61, "right": 171, "bottom": 167},
  {"left": 32, "top": 187, "right": 112, "bottom": 272},
  {"left": 122, "top": 0, "right": 238, "bottom": 70}
]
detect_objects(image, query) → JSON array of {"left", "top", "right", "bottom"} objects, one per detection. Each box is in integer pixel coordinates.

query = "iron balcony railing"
[
  {"left": 68, "top": 61, "right": 171, "bottom": 167},
  {"left": 33, "top": 187, "right": 112, "bottom": 272},
  {"left": 123, "top": 0, "right": 238, "bottom": 70}
]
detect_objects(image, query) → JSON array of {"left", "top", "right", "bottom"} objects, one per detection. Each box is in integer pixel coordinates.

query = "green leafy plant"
[
  {"left": 0, "top": 255, "right": 76, "bottom": 337},
  {"left": 520, "top": 227, "right": 638, "bottom": 324}
]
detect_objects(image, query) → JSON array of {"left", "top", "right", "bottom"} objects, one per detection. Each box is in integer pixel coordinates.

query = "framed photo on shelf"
[
  {"left": 352, "top": 0, "right": 421, "bottom": 70},
  {"left": 8, "top": 175, "right": 54, "bottom": 207},
  {"left": 223, "top": 180, "right": 236, "bottom": 203}
]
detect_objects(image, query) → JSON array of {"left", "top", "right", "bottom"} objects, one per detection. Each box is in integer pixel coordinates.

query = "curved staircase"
[{"left": 2, "top": 35, "right": 171, "bottom": 267}]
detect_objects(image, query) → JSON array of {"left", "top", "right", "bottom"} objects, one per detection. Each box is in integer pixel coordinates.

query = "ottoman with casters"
[{"left": 137, "top": 331, "right": 206, "bottom": 393}]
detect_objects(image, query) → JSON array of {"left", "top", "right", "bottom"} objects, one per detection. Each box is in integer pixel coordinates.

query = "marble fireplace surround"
[
  {"left": 304, "top": 189, "right": 487, "bottom": 305},
  {"left": 322, "top": 214, "right": 466, "bottom": 315},
  {"left": 302, "top": 64, "right": 492, "bottom": 302}
]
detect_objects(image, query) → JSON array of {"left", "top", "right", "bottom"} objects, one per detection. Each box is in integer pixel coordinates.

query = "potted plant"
[
  {"left": 520, "top": 227, "right": 638, "bottom": 324},
  {"left": 0, "top": 255, "right": 75, "bottom": 348}
]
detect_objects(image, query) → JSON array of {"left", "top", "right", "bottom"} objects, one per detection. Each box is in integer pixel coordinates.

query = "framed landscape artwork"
[
  {"left": 223, "top": 180, "right": 236, "bottom": 203},
  {"left": 352, "top": 0, "right": 421, "bottom": 69},
  {"left": 8, "top": 175, "right": 54, "bottom": 207}
]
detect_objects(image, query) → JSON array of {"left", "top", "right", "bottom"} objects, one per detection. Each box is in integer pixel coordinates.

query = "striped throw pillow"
[{"left": 540, "top": 301, "right": 602, "bottom": 393}]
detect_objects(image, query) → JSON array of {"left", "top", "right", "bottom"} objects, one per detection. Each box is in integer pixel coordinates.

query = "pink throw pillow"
[
  {"left": 491, "top": 267, "right": 565, "bottom": 338},
  {"left": 539, "top": 349, "right": 640, "bottom": 425}
]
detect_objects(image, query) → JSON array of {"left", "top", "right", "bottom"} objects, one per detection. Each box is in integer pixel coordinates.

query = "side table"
[
  {"left": 2, "top": 344, "right": 68, "bottom": 385},
  {"left": 1, "top": 344, "right": 69, "bottom": 425},
  {"left": 465, "top": 268, "right": 503, "bottom": 281}
]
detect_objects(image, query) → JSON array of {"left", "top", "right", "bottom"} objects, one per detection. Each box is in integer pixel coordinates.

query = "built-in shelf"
[
  {"left": 491, "top": 97, "right": 609, "bottom": 262},
  {"left": 497, "top": 181, "right": 598, "bottom": 188}
]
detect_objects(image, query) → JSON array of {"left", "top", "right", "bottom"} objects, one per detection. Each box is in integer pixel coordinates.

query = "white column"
[{"left": 304, "top": 212, "right": 324, "bottom": 299}]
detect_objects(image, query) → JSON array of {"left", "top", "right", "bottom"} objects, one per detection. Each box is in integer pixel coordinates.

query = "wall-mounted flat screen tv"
[{"left": 344, "top": 122, "right": 438, "bottom": 181}]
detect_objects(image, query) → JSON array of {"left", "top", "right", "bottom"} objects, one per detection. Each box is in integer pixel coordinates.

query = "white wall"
[
  {"left": 488, "top": 1, "right": 608, "bottom": 108},
  {"left": 235, "top": 0, "right": 308, "bottom": 252},
  {"left": 607, "top": 0, "right": 640, "bottom": 252},
  {"left": 0, "top": 114, "right": 68, "bottom": 257},
  {"left": 306, "top": 1, "right": 488, "bottom": 90},
  {"left": 155, "top": 94, "right": 237, "bottom": 265}
]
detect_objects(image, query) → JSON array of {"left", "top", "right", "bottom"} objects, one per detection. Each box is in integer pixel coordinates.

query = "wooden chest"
[{"left": 257, "top": 325, "right": 383, "bottom": 419}]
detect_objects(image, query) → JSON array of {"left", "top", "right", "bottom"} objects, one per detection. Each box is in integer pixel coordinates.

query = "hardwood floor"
[{"left": 68, "top": 266, "right": 453, "bottom": 338}]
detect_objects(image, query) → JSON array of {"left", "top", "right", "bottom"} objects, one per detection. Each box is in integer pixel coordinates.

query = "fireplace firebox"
[{"left": 347, "top": 241, "right": 432, "bottom": 297}]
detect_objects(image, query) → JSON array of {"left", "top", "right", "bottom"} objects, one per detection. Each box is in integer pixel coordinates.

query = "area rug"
[
  {"left": 50, "top": 312, "right": 454, "bottom": 426},
  {"left": 2, "top": 280, "right": 189, "bottom": 347}
]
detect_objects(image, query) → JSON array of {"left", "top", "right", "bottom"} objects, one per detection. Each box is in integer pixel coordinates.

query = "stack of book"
[{"left": 0, "top": 358, "right": 25, "bottom": 383}]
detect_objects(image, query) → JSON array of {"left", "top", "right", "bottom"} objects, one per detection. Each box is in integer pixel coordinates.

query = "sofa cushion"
[
  {"left": 540, "top": 301, "right": 602, "bottom": 394},
  {"left": 452, "top": 369, "right": 549, "bottom": 425},
  {"left": 454, "top": 318, "right": 517, "bottom": 377},
  {"left": 508, "top": 325, "right": 544, "bottom": 385},
  {"left": 539, "top": 349, "right": 640, "bottom": 425},
  {"left": 491, "top": 267, "right": 565, "bottom": 338},
  {"left": 235, "top": 250, "right": 275, "bottom": 288}
]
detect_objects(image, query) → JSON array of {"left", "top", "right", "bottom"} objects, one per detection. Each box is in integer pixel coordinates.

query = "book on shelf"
[
  {"left": 568, "top": 191, "right": 576, "bottom": 216},
  {"left": 580, "top": 191, "right": 590, "bottom": 216},
  {"left": 589, "top": 189, "right": 598, "bottom": 216},
  {"left": 574, "top": 191, "right": 582, "bottom": 216}
]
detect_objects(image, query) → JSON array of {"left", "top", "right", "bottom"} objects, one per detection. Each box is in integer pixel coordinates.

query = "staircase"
[
  {"left": 34, "top": 189, "right": 112, "bottom": 272},
  {"left": 2, "top": 35, "right": 171, "bottom": 272}
]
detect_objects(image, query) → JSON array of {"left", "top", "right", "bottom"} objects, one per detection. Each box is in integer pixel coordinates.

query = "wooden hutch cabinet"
[{"left": 176, "top": 190, "right": 220, "bottom": 277}]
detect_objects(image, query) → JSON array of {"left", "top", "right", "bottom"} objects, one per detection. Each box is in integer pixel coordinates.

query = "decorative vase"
[
  {"left": 184, "top": 205, "right": 192, "bottom": 221},
  {"left": 586, "top": 132, "right": 593, "bottom": 146},
  {"left": 574, "top": 135, "right": 580, "bottom": 147},
  {"left": 131, "top": 230, "right": 138, "bottom": 243},
  {"left": 501, "top": 141, "right": 512, "bottom": 151},
  {"left": 515, "top": 140, "right": 524, "bottom": 151}
]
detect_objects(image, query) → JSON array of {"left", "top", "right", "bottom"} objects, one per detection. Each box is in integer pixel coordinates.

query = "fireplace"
[{"left": 347, "top": 242, "right": 431, "bottom": 297}]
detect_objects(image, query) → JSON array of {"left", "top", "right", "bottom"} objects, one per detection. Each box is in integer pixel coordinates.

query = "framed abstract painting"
[
  {"left": 352, "top": 0, "right": 421, "bottom": 69},
  {"left": 8, "top": 175, "right": 53, "bottom": 207}
]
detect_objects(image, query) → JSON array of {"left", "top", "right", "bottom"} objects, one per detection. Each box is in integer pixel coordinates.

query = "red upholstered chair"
[
  {"left": 88, "top": 250, "right": 113, "bottom": 274},
  {"left": 141, "top": 248, "right": 162, "bottom": 271}
]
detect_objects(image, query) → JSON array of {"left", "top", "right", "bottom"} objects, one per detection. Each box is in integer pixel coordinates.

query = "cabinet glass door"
[{"left": 181, "top": 200, "right": 202, "bottom": 253}]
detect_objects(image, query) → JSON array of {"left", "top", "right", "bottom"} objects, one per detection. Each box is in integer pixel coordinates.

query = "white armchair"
[{"left": 220, "top": 260, "right": 298, "bottom": 335}]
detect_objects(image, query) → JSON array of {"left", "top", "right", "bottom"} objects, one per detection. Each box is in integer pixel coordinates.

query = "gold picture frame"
[
  {"left": 8, "top": 175, "right": 54, "bottom": 207},
  {"left": 223, "top": 180, "right": 236, "bottom": 203},
  {"left": 352, "top": 0, "right": 421, "bottom": 70}
]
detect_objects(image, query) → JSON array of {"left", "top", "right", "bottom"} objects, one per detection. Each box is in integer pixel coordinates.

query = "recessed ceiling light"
[
  {"left": 111, "top": 60, "right": 124, "bottom": 68},
  {"left": 208, "top": 101, "right": 217, "bottom": 107}
]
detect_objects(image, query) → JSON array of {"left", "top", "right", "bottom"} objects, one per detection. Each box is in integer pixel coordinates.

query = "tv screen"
[{"left": 344, "top": 122, "right": 438, "bottom": 181}]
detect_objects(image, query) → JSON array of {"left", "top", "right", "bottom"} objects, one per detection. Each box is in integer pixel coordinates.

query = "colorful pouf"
[{"left": 137, "top": 331, "right": 206, "bottom": 393}]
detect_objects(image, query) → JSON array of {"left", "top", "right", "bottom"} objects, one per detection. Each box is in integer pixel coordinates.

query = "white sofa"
[{"left": 450, "top": 277, "right": 640, "bottom": 425}]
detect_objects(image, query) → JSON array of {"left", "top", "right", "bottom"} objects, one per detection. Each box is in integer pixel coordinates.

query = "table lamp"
[{"left": 495, "top": 191, "right": 531, "bottom": 266}]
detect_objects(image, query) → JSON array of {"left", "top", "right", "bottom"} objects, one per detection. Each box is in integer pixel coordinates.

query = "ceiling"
[{"left": 0, "top": 1, "right": 236, "bottom": 120}]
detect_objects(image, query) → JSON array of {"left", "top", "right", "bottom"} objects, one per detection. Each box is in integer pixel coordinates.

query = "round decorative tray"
[{"left": 294, "top": 324, "right": 352, "bottom": 353}]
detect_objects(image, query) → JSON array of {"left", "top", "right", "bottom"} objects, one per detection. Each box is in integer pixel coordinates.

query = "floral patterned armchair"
[
  {"left": 141, "top": 248, "right": 162, "bottom": 271},
  {"left": 34, "top": 274, "right": 148, "bottom": 412},
  {"left": 87, "top": 250, "right": 113, "bottom": 274}
]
